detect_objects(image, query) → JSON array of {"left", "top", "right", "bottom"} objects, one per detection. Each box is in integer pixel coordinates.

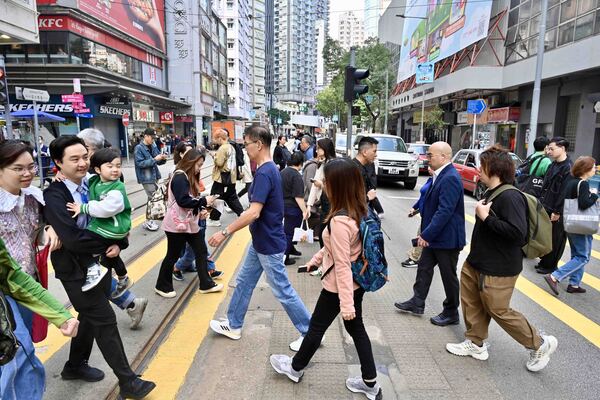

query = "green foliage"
[
  {"left": 323, "top": 37, "right": 347, "bottom": 79},
  {"left": 424, "top": 105, "right": 446, "bottom": 131},
  {"left": 267, "top": 108, "right": 290, "bottom": 125}
]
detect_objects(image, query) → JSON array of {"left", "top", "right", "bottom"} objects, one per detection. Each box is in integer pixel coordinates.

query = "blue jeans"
[
  {"left": 175, "top": 220, "right": 216, "bottom": 271},
  {"left": 109, "top": 277, "right": 135, "bottom": 309},
  {"left": 227, "top": 244, "right": 310, "bottom": 334},
  {"left": 552, "top": 233, "right": 592, "bottom": 286},
  {"left": 0, "top": 297, "right": 45, "bottom": 400}
]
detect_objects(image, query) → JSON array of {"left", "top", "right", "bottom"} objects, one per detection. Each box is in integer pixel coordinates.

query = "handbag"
[
  {"left": 293, "top": 220, "right": 314, "bottom": 243},
  {"left": 31, "top": 244, "right": 50, "bottom": 343},
  {"left": 563, "top": 180, "right": 600, "bottom": 235}
]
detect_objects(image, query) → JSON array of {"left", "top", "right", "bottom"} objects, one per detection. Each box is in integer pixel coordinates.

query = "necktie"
[{"left": 76, "top": 183, "right": 90, "bottom": 228}]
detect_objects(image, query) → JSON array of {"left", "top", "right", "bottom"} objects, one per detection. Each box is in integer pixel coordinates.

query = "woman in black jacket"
[
  {"left": 544, "top": 156, "right": 598, "bottom": 295},
  {"left": 273, "top": 135, "right": 291, "bottom": 170}
]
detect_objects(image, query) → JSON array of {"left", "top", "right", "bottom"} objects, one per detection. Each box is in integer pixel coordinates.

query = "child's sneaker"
[
  {"left": 112, "top": 276, "right": 133, "bottom": 298},
  {"left": 82, "top": 263, "right": 108, "bottom": 292}
]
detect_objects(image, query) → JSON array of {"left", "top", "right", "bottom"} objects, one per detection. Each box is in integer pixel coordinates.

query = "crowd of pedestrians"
[{"left": 2, "top": 120, "right": 598, "bottom": 400}]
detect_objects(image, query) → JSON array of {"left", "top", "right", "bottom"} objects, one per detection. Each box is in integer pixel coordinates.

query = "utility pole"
[
  {"left": 346, "top": 47, "right": 355, "bottom": 157},
  {"left": 527, "top": 0, "right": 548, "bottom": 156},
  {"left": 384, "top": 68, "right": 389, "bottom": 134},
  {"left": 419, "top": 15, "right": 429, "bottom": 143}
]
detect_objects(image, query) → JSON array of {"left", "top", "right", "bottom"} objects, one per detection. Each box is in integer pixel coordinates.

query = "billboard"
[
  {"left": 78, "top": 0, "right": 166, "bottom": 52},
  {"left": 397, "top": 0, "right": 493, "bottom": 83}
]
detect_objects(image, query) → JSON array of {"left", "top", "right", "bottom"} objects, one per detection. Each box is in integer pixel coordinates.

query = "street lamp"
[{"left": 397, "top": 13, "right": 429, "bottom": 143}]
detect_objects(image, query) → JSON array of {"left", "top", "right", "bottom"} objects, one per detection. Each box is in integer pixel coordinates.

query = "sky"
[{"left": 329, "top": 0, "right": 366, "bottom": 40}]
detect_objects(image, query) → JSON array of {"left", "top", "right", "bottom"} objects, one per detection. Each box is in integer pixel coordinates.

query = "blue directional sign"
[
  {"left": 467, "top": 99, "right": 487, "bottom": 115},
  {"left": 416, "top": 62, "right": 435, "bottom": 84}
]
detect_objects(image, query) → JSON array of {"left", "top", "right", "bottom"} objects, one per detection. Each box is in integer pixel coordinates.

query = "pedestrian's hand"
[
  {"left": 59, "top": 318, "right": 79, "bottom": 337},
  {"left": 475, "top": 199, "right": 492, "bottom": 221},
  {"left": 206, "top": 195, "right": 216, "bottom": 206},
  {"left": 303, "top": 209, "right": 311, "bottom": 220},
  {"left": 342, "top": 312, "right": 356, "bottom": 321},
  {"left": 367, "top": 189, "right": 377, "bottom": 201},
  {"left": 550, "top": 213, "right": 560, "bottom": 222},
  {"left": 66, "top": 202, "right": 82, "bottom": 218},
  {"left": 417, "top": 235, "right": 429, "bottom": 248},
  {"left": 199, "top": 209, "right": 209, "bottom": 220},
  {"left": 106, "top": 244, "right": 121, "bottom": 258},
  {"left": 44, "top": 226, "right": 62, "bottom": 252},
  {"left": 208, "top": 232, "right": 225, "bottom": 247},
  {"left": 53, "top": 171, "right": 66, "bottom": 182}
]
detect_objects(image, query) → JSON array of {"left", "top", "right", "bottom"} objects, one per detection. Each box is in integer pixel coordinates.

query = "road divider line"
[
  {"left": 139, "top": 228, "right": 251, "bottom": 399},
  {"left": 38, "top": 239, "right": 168, "bottom": 363}
]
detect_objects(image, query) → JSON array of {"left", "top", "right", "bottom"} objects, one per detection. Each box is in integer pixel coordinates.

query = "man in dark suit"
[
  {"left": 395, "top": 142, "right": 466, "bottom": 326},
  {"left": 44, "top": 135, "right": 155, "bottom": 399}
]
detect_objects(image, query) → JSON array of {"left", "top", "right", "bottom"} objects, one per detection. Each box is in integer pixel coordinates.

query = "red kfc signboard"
[
  {"left": 77, "top": 0, "right": 166, "bottom": 52},
  {"left": 160, "top": 111, "right": 174, "bottom": 124}
]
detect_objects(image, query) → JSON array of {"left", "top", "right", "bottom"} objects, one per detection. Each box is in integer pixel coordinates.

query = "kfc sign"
[
  {"left": 160, "top": 112, "right": 174, "bottom": 124},
  {"left": 38, "top": 16, "right": 65, "bottom": 29}
]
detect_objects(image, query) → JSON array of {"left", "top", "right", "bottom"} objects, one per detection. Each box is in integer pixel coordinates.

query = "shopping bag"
[
  {"left": 31, "top": 244, "right": 50, "bottom": 343},
  {"left": 293, "top": 220, "right": 314, "bottom": 243}
]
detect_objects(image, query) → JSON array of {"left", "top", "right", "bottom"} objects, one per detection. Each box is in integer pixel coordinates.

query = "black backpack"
[
  {"left": 0, "top": 291, "right": 18, "bottom": 366},
  {"left": 515, "top": 154, "right": 546, "bottom": 197},
  {"left": 229, "top": 139, "right": 245, "bottom": 175}
]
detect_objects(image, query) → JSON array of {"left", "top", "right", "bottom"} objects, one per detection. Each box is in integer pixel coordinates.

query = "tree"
[
  {"left": 316, "top": 78, "right": 344, "bottom": 118},
  {"left": 267, "top": 108, "right": 290, "bottom": 126},
  {"left": 323, "top": 37, "right": 347, "bottom": 78},
  {"left": 424, "top": 105, "right": 446, "bottom": 131}
]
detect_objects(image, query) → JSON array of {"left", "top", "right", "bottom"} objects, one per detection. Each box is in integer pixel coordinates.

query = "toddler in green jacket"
[{"left": 67, "top": 148, "right": 132, "bottom": 295}]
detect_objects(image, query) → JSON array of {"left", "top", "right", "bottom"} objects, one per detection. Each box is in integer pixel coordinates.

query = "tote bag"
[
  {"left": 563, "top": 180, "right": 600, "bottom": 235},
  {"left": 292, "top": 220, "right": 314, "bottom": 243}
]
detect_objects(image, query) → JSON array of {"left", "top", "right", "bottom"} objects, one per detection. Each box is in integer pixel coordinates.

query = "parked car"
[
  {"left": 354, "top": 133, "right": 419, "bottom": 190},
  {"left": 453, "top": 148, "right": 522, "bottom": 199},
  {"left": 407, "top": 143, "right": 431, "bottom": 173},
  {"left": 334, "top": 134, "right": 356, "bottom": 157}
]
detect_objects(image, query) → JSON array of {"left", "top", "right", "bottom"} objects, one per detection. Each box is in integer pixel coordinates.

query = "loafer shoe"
[
  {"left": 543, "top": 274, "right": 559, "bottom": 295},
  {"left": 430, "top": 313, "right": 459, "bottom": 326},
  {"left": 394, "top": 300, "right": 424, "bottom": 315},
  {"left": 567, "top": 285, "right": 586, "bottom": 293},
  {"left": 61, "top": 361, "right": 105, "bottom": 382}
]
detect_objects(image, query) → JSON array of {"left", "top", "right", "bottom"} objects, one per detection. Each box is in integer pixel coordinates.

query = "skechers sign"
[
  {"left": 8, "top": 103, "right": 74, "bottom": 113},
  {"left": 97, "top": 104, "right": 131, "bottom": 118}
]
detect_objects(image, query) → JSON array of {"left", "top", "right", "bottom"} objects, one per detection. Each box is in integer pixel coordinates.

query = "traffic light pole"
[{"left": 346, "top": 47, "right": 355, "bottom": 157}]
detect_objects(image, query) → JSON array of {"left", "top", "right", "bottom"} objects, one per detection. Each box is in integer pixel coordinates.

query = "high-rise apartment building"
[
  {"left": 364, "top": 0, "right": 390, "bottom": 38},
  {"left": 216, "top": 0, "right": 252, "bottom": 119},
  {"left": 264, "top": 0, "right": 275, "bottom": 108},
  {"left": 338, "top": 11, "right": 365, "bottom": 50},
  {"left": 273, "top": 0, "right": 319, "bottom": 105},
  {"left": 250, "top": 0, "right": 266, "bottom": 111}
]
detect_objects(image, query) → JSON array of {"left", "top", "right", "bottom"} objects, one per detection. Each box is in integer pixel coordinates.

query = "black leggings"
[
  {"left": 237, "top": 182, "right": 251, "bottom": 199},
  {"left": 292, "top": 288, "right": 377, "bottom": 381},
  {"left": 155, "top": 231, "right": 213, "bottom": 292}
]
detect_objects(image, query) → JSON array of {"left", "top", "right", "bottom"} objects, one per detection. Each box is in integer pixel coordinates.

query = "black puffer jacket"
[{"left": 539, "top": 157, "right": 573, "bottom": 214}]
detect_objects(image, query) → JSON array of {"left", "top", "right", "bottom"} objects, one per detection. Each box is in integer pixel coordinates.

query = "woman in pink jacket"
[{"left": 269, "top": 158, "right": 381, "bottom": 400}]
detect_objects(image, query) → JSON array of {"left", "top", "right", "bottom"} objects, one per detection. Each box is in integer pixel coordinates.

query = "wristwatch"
[{"left": 221, "top": 228, "right": 230, "bottom": 237}]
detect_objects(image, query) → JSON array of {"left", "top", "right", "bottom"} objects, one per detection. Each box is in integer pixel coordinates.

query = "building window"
[
  {"left": 227, "top": 0, "right": 234, "bottom": 9},
  {"left": 227, "top": 18, "right": 234, "bottom": 29}
]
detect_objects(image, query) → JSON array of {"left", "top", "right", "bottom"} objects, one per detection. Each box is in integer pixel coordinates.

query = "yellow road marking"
[
  {"left": 140, "top": 228, "right": 251, "bottom": 399},
  {"left": 38, "top": 239, "right": 168, "bottom": 363}
]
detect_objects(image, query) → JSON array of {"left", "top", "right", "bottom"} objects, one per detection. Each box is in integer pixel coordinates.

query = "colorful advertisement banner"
[
  {"left": 397, "top": 0, "right": 493, "bottom": 83},
  {"left": 78, "top": 0, "right": 166, "bottom": 52}
]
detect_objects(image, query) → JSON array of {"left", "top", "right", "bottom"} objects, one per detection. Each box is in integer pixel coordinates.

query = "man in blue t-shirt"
[{"left": 208, "top": 125, "right": 311, "bottom": 352}]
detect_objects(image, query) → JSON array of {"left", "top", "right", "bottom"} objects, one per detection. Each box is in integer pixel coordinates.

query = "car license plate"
[{"left": 388, "top": 167, "right": 400, "bottom": 174}]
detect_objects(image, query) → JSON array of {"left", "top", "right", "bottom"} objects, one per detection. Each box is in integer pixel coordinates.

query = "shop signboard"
[
  {"left": 213, "top": 101, "right": 222, "bottom": 113},
  {"left": 456, "top": 111, "right": 469, "bottom": 125},
  {"left": 132, "top": 104, "right": 155, "bottom": 122},
  {"left": 175, "top": 114, "right": 193, "bottom": 123},
  {"left": 142, "top": 63, "right": 164, "bottom": 89},
  {"left": 77, "top": 0, "right": 166, "bottom": 52},
  {"left": 160, "top": 111, "right": 174, "bottom": 124},
  {"left": 415, "top": 62, "right": 435, "bottom": 84},
  {"left": 487, "top": 107, "right": 521, "bottom": 123},
  {"left": 397, "top": 0, "right": 493, "bottom": 83}
]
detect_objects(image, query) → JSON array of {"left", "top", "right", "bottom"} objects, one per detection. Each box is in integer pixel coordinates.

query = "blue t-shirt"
[{"left": 248, "top": 161, "right": 287, "bottom": 255}]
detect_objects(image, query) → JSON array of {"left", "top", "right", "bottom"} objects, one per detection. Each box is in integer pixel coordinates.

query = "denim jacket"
[{"left": 134, "top": 143, "right": 162, "bottom": 184}]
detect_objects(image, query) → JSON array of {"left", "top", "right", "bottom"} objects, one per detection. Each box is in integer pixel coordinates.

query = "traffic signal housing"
[
  {"left": 0, "top": 66, "right": 7, "bottom": 104},
  {"left": 344, "top": 66, "right": 370, "bottom": 103}
]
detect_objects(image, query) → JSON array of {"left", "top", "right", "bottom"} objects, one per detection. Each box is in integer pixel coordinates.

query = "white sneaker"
[
  {"left": 446, "top": 339, "right": 489, "bottom": 361},
  {"left": 81, "top": 263, "right": 108, "bottom": 292},
  {"left": 225, "top": 206, "right": 233, "bottom": 213},
  {"left": 127, "top": 297, "right": 148, "bottom": 330},
  {"left": 198, "top": 283, "right": 224, "bottom": 294},
  {"left": 209, "top": 319, "right": 241, "bottom": 340},
  {"left": 143, "top": 220, "right": 159, "bottom": 231},
  {"left": 289, "top": 336, "right": 304, "bottom": 352},
  {"left": 206, "top": 219, "right": 222, "bottom": 227},
  {"left": 269, "top": 354, "right": 303, "bottom": 383},
  {"left": 154, "top": 288, "right": 176, "bottom": 298},
  {"left": 526, "top": 334, "right": 557, "bottom": 372},
  {"left": 345, "top": 376, "right": 382, "bottom": 400}
]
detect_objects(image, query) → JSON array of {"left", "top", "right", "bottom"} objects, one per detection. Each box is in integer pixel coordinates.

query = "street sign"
[
  {"left": 22, "top": 88, "right": 49, "bottom": 102},
  {"left": 467, "top": 99, "right": 487, "bottom": 115},
  {"left": 62, "top": 94, "right": 84, "bottom": 103},
  {"left": 277, "top": 117, "right": 282, "bottom": 124},
  {"left": 332, "top": 114, "right": 339, "bottom": 122},
  {"left": 416, "top": 62, "right": 435, "bottom": 84},
  {"left": 249, "top": 110, "right": 256, "bottom": 119},
  {"left": 122, "top": 112, "right": 130, "bottom": 126}
]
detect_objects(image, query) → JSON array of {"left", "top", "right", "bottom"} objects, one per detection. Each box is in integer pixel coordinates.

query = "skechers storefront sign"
[
  {"left": 97, "top": 104, "right": 131, "bottom": 118},
  {"left": 8, "top": 103, "right": 75, "bottom": 113}
]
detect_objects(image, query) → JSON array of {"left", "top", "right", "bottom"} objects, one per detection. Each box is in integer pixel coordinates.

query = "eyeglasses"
[
  {"left": 6, "top": 165, "right": 37, "bottom": 175},
  {"left": 244, "top": 140, "right": 259, "bottom": 147}
]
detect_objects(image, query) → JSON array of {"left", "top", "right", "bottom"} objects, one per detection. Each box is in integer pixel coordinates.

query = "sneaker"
[
  {"left": 209, "top": 319, "right": 241, "bottom": 340},
  {"left": 394, "top": 299, "right": 424, "bottom": 315},
  {"left": 119, "top": 376, "right": 156, "bottom": 399},
  {"left": 345, "top": 376, "right": 382, "bottom": 400},
  {"left": 82, "top": 263, "right": 108, "bottom": 292},
  {"left": 526, "top": 334, "right": 558, "bottom": 372},
  {"left": 446, "top": 339, "right": 489, "bottom": 361},
  {"left": 199, "top": 282, "right": 224, "bottom": 294},
  {"left": 209, "top": 270, "right": 224, "bottom": 279},
  {"left": 154, "top": 288, "right": 176, "bottom": 298},
  {"left": 61, "top": 361, "right": 105, "bottom": 382},
  {"left": 172, "top": 270, "right": 184, "bottom": 281},
  {"left": 401, "top": 258, "right": 419, "bottom": 268},
  {"left": 289, "top": 336, "right": 304, "bottom": 352},
  {"left": 112, "top": 276, "right": 133, "bottom": 298},
  {"left": 143, "top": 220, "right": 159, "bottom": 231},
  {"left": 269, "top": 354, "right": 303, "bottom": 383},
  {"left": 127, "top": 298, "right": 148, "bottom": 330},
  {"left": 206, "top": 219, "right": 222, "bottom": 227}
]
